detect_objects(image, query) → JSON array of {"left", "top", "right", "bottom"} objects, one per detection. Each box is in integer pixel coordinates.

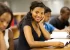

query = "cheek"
[
  {"left": 32, "top": 13, "right": 36, "bottom": 18},
  {"left": 45, "top": 17, "right": 49, "bottom": 21},
  {"left": 41, "top": 16, "right": 44, "bottom": 19},
  {"left": 0, "top": 22, "right": 3, "bottom": 27}
]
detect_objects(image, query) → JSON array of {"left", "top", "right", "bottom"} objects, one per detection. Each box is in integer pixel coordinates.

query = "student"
[
  {"left": 17, "top": 1, "right": 64, "bottom": 50},
  {"left": 0, "top": 3, "right": 14, "bottom": 50},
  {"left": 44, "top": 7, "right": 56, "bottom": 33},
  {"left": 44, "top": 7, "right": 70, "bottom": 33},
  {"left": 49, "top": 7, "right": 70, "bottom": 30}
]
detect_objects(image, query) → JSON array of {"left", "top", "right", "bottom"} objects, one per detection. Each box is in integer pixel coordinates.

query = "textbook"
[{"left": 50, "top": 32, "right": 70, "bottom": 39}]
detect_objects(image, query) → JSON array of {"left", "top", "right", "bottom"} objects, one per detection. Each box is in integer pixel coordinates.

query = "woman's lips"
[{"left": 1, "top": 27, "right": 6, "bottom": 30}]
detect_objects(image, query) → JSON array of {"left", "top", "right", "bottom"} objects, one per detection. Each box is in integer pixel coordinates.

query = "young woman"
[
  {"left": 0, "top": 3, "right": 14, "bottom": 50},
  {"left": 17, "top": 1, "right": 64, "bottom": 50}
]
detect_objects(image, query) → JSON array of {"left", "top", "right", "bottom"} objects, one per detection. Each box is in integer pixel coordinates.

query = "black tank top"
[{"left": 17, "top": 13, "right": 46, "bottom": 50}]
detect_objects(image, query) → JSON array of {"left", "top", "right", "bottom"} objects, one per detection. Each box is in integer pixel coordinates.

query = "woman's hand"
[
  {"left": 50, "top": 42, "right": 64, "bottom": 47},
  {"left": 38, "top": 17, "right": 45, "bottom": 26}
]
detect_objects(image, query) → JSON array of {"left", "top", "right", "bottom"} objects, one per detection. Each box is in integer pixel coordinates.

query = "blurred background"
[
  {"left": 0, "top": 0, "right": 70, "bottom": 24},
  {"left": 0, "top": 0, "right": 70, "bottom": 14},
  {"left": 0, "top": 0, "right": 70, "bottom": 40}
]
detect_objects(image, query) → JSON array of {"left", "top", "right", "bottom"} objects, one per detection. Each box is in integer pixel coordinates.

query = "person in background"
[
  {"left": 44, "top": 7, "right": 56, "bottom": 33},
  {"left": 49, "top": 7, "right": 70, "bottom": 30},
  {"left": 0, "top": 2, "right": 14, "bottom": 50},
  {"left": 44, "top": 7, "right": 70, "bottom": 34},
  {"left": 17, "top": 1, "right": 64, "bottom": 50}
]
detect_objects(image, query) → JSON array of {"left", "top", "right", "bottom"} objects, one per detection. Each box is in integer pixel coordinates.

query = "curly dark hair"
[
  {"left": 30, "top": 1, "right": 45, "bottom": 11},
  {"left": 28, "top": 1, "right": 45, "bottom": 20},
  {"left": 60, "top": 6, "right": 70, "bottom": 14},
  {"left": 19, "top": 1, "right": 46, "bottom": 28},
  {"left": 0, "top": 2, "right": 13, "bottom": 29},
  {"left": 44, "top": 6, "right": 51, "bottom": 13}
]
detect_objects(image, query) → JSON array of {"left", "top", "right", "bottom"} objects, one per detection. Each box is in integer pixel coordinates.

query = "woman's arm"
[
  {"left": 38, "top": 17, "right": 50, "bottom": 39},
  {"left": 23, "top": 26, "right": 64, "bottom": 48},
  {"left": 39, "top": 23, "right": 50, "bottom": 39},
  {"left": 0, "top": 31, "right": 7, "bottom": 50},
  {"left": 8, "top": 29, "right": 14, "bottom": 50}
]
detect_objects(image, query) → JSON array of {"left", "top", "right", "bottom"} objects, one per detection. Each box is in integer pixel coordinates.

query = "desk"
[{"left": 31, "top": 44, "right": 70, "bottom": 50}]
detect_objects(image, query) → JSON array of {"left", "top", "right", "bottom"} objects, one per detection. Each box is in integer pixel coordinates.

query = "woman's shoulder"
[{"left": 19, "top": 16, "right": 31, "bottom": 29}]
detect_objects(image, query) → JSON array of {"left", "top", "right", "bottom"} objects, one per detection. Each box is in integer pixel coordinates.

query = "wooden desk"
[{"left": 31, "top": 44, "right": 70, "bottom": 50}]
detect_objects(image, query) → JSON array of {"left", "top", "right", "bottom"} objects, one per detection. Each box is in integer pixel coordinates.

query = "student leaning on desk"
[
  {"left": 17, "top": 1, "right": 64, "bottom": 50},
  {"left": 44, "top": 6, "right": 70, "bottom": 34},
  {"left": 0, "top": 2, "right": 14, "bottom": 50},
  {"left": 49, "top": 7, "right": 70, "bottom": 30},
  {"left": 43, "top": 6, "right": 70, "bottom": 47}
]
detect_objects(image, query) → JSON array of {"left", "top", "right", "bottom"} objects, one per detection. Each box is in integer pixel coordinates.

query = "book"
[{"left": 50, "top": 32, "right": 69, "bottom": 39}]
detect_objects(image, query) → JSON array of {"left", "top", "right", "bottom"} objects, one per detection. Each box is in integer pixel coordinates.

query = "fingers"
[
  {"left": 64, "top": 27, "right": 70, "bottom": 33},
  {"left": 59, "top": 42, "right": 64, "bottom": 47},
  {"left": 53, "top": 42, "right": 64, "bottom": 47},
  {"left": 40, "top": 17, "right": 45, "bottom": 23}
]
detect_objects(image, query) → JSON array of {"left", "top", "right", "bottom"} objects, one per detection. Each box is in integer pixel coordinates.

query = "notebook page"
[{"left": 50, "top": 32, "right": 69, "bottom": 39}]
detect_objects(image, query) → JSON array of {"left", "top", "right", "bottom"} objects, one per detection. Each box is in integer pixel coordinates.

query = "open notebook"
[
  {"left": 50, "top": 32, "right": 70, "bottom": 39},
  {"left": 44, "top": 32, "right": 70, "bottom": 47}
]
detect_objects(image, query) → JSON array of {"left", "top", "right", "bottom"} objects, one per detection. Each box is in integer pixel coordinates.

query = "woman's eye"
[
  {"left": 35, "top": 11, "right": 39, "bottom": 14},
  {"left": 0, "top": 20, "right": 4, "bottom": 22},
  {"left": 7, "top": 22, "right": 9, "bottom": 24},
  {"left": 41, "top": 13, "right": 43, "bottom": 15}
]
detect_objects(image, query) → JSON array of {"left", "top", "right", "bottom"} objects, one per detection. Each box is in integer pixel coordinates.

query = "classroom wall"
[
  {"left": 0, "top": 0, "right": 3, "bottom": 2},
  {"left": 5, "top": 0, "right": 40, "bottom": 12},
  {"left": 2, "top": 0, "right": 70, "bottom": 12},
  {"left": 42, "top": 0, "right": 64, "bottom": 15},
  {"left": 64, "top": 0, "right": 70, "bottom": 8},
  {"left": 5, "top": 0, "right": 64, "bottom": 15},
  {"left": 64, "top": 0, "right": 70, "bottom": 22}
]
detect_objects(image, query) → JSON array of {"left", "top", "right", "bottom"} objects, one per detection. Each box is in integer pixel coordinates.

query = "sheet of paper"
[{"left": 50, "top": 32, "right": 69, "bottom": 39}]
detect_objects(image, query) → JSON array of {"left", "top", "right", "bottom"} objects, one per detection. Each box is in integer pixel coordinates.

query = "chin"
[
  {"left": 1, "top": 28, "right": 5, "bottom": 31},
  {"left": 36, "top": 20, "right": 41, "bottom": 22},
  {"left": 35, "top": 21, "right": 39, "bottom": 23}
]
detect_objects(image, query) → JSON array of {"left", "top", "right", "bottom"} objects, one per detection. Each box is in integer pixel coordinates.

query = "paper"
[{"left": 50, "top": 32, "right": 69, "bottom": 39}]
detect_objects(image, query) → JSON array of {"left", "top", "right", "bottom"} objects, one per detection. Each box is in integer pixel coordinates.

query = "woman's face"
[
  {"left": 0, "top": 12, "right": 11, "bottom": 31},
  {"left": 31, "top": 7, "right": 44, "bottom": 23},
  {"left": 44, "top": 12, "right": 51, "bottom": 22}
]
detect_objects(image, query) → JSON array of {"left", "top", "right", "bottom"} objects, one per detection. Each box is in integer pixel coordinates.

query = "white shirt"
[{"left": 4, "top": 29, "right": 9, "bottom": 49}]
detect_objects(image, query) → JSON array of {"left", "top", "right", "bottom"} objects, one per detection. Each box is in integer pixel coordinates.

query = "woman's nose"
[
  {"left": 38, "top": 14, "right": 40, "bottom": 16},
  {"left": 3, "top": 22, "right": 8, "bottom": 28},
  {"left": 38, "top": 14, "right": 42, "bottom": 17}
]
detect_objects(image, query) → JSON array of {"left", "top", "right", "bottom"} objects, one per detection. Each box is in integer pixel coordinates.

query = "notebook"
[{"left": 50, "top": 32, "right": 69, "bottom": 39}]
